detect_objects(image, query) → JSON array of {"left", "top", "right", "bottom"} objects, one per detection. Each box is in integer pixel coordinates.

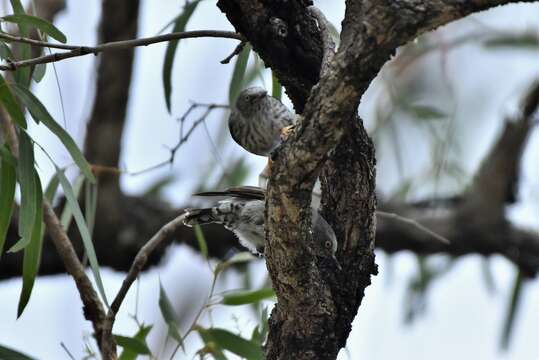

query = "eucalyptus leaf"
[
  {"left": 2, "top": 14, "right": 67, "bottom": 43},
  {"left": 17, "top": 172, "right": 43, "bottom": 317},
  {"left": 222, "top": 288, "right": 275, "bottom": 306},
  {"left": 0, "top": 153, "right": 16, "bottom": 256},
  {"left": 194, "top": 225, "right": 208, "bottom": 259},
  {"left": 9, "top": 0, "right": 31, "bottom": 86},
  {"left": 162, "top": 0, "right": 201, "bottom": 113},
  {"left": 158, "top": 282, "right": 184, "bottom": 348},
  {"left": 114, "top": 335, "right": 151, "bottom": 356},
  {"left": 11, "top": 84, "right": 95, "bottom": 182},
  {"left": 0, "top": 73, "right": 26, "bottom": 128},
  {"left": 118, "top": 325, "right": 153, "bottom": 360},
  {"left": 57, "top": 168, "right": 108, "bottom": 307},
  {"left": 228, "top": 44, "right": 251, "bottom": 105},
  {"left": 10, "top": 132, "right": 36, "bottom": 252},
  {"left": 199, "top": 328, "right": 263, "bottom": 360}
]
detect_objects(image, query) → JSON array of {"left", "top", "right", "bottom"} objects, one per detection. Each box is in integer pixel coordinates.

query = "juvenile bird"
[
  {"left": 229, "top": 87, "right": 295, "bottom": 157},
  {"left": 183, "top": 186, "right": 338, "bottom": 259}
]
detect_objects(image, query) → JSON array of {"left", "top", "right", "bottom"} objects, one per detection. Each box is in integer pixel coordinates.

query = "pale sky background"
[{"left": 1, "top": 1, "right": 539, "bottom": 359}]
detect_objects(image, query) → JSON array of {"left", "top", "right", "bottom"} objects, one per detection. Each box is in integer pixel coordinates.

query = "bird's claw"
[{"left": 280, "top": 124, "right": 296, "bottom": 141}]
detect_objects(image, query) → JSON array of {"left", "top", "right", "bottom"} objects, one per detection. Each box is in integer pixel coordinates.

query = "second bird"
[{"left": 229, "top": 87, "right": 295, "bottom": 156}]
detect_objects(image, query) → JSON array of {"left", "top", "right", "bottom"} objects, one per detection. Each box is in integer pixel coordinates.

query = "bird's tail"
[{"left": 183, "top": 208, "right": 218, "bottom": 227}]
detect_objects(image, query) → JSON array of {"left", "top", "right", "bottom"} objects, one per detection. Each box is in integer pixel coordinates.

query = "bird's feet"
[{"left": 280, "top": 124, "right": 296, "bottom": 141}]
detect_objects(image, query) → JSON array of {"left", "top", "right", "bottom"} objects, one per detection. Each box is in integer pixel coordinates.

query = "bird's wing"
[
  {"left": 195, "top": 186, "right": 266, "bottom": 200},
  {"left": 267, "top": 97, "right": 296, "bottom": 127}
]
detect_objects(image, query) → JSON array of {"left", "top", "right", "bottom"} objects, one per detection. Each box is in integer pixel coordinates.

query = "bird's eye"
[{"left": 325, "top": 240, "right": 332, "bottom": 249}]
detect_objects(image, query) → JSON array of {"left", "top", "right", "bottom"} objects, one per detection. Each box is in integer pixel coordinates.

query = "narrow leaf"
[
  {"left": 484, "top": 34, "right": 539, "bottom": 49},
  {"left": 197, "top": 329, "right": 228, "bottom": 360},
  {"left": 9, "top": 0, "right": 31, "bottom": 86},
  {"left": 85, "top": 180, "right": 97, "bottom": 236},
  {"left": 222, "top": 288, "right": 275, "bottom": 306},
  {"left": 0, "top": 343, "right": 36, "bottom": 360},
  {"left": 215, "top": 252, "right": 255, "bottom": 274},
  {"left": 118, "top": 325, "right": 153, "bottom": 360},
  {"left": 0, "top": 41, "right": 14, "bottom": 60},
  {"left": 17, "top": 172, "right": 43, "bottom": 317},
  {"left": 228, "top": 44, "right": 251, "bottom": 105},
  {"left": 60, "top": 174, "right": 84, "bottom": 231},
  {"left": 57, "top": 169, "right": 108, "bottom": 307},
  {"left": 158, "top": 282, "right": 184, "bottom": 348},
  {"left": 32, "top": 63, "right": 46, "bottom": 83},
  {"left": 44, "top": 172, "right": 60, "bottom": 203},
  {"left": 11, "top": 84, "right": 95, "bottom": 182},
  {"left": 0, "top": 73, "right": 26, "bottom": 128},
  {"left": 194, "top": 224, "right": 208, "bottom": 259},
  {"left": 407, "top": 104, "right": 446, "bottom": 120},
  {"left": 0, "top": 154, "right": 16, "bottom": 256},
  {"left": 11, "top": 132, "right": 36, "bottom": 252},
  {"left": 271, "top": 72, "right": 282, "bottom": 101},
  {"left": 2, "top": 14, "right": 67, "bottom": 43},
  {"left": 200, "top": 328, "right": 264, "bottom": 360},
  {"left": 500, "top": 270, "right": 524, "bottom": 350},
  {"left": 162, "top": 0, "right": 201, "bottom": 112},
  {"left": 114, "top": 335, "right": 150, "bottom": 356}
]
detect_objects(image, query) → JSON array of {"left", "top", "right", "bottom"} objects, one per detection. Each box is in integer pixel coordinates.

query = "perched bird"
[
  {"left": 183, "top": 186, "right": 338, "bottom": 259},
  {"left": 229, "top": 87, "right": 296, "bottom": 157}
]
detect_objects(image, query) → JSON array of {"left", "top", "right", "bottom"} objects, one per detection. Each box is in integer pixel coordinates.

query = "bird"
[
  {"left": 182, "top": 186, "right": 338, "bottom": 260},
  {"left": 228, "top": 87, "right": 296, "bottom": 157}
]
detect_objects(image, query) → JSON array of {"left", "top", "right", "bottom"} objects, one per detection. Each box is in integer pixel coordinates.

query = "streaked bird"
[
  {"left": 229, "top": 87, "right": 295, "bottom": 157},
  {"left": 183, "top": 186, "right": 338, "bottom": 259}
]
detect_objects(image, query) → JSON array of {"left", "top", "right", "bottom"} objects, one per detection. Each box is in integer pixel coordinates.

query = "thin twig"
[
  {"left": 376, "top": 210, "right": 450, "bottom": 244},
  {"left": 129, "top": 102, "right": 229, "bottom": 176},
  {"left": 220, "top": 41, "right": 246, "bottom": 64},
  {"left": 0, "top": 30, "right": 245, "bottom": 71},
  {"left": 109, "top": 213, "right": 188, "bottom": 315}
]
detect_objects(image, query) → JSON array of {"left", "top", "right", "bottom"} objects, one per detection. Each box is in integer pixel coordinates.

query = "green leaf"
[
  {"left": 9, "top": 0, "right": 31, "bottom": 87},
  {"left": 57, "top": 168, "right": 108, "bottom": 307},
  {"left": 85, "top": 180, "right": 98, "bottom": 236},
  {"left": 194, "top": 224, "right": 208, "bottom": 259},
  {"left": 228, "top": 44, "right": 251, "bottom": 105},
  {"left": 17, "top": 172, "right": 43, "bottom": 317},
  {"left": 60, "top": 174, "right": 84, "bottom": 231},
  {"left": 407, "top": 104, "right": 446, "bottom": 120},
  {"left": 0, "top": 343, "right": 36, "bottom": 360},
  {"left": 0, "top": 41, "right": 14, "bottom": 60},
  {"left": 0, "top": 73, "right": 26, "bottom": 128},
  {"left": 10, "top": 132, "right": 36, "bottom": 252},
  {"left": 162, "top": 0, "right": 201, "bottom": 113},
  {"left": 215, "top": 252, "right": 256, "bottom": 275},
  {"left": 199, "top": 328, "right": 264, "bottom": 360},
  {"left": 114, "top": 335, "right": 151, "bottom": 356},
  {"left": 197, "top": 329, "right": 228, "bottom": 360},
  {"left": 44, "top": 171, "right": 61, "bottom": 202},
  {"left": 500, "top": 270, "right": 524, "bottom": 350},
  {"left": 32, "top": 63, "right": 46, "bottom": 83},
  {"left": 2, "top": 14, "right": 67, "bottom": 43},
  {"left": 11, "top": 84, "right": 95, "bottom": 183},
  {"left": 484, "top": 34, "right": 539, "bottom": 49},
  {"left": 158, "top": 282, "right": 184, "bottom": 348},
  {"left": 271, "top": 72, "right": 282, "bottom": 101},
  {"left": 0, "top": 152, "right": 16, "bottom": 256},
  {"left": 118, "top": 325, "right": 153, "bottom": 360},
  {"left": 222, "top": 288, "right": 275, "bottom": 306}
]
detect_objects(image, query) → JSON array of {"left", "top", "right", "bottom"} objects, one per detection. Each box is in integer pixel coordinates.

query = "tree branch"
[{"left": 0, "top": 30, "right": 244, "bottom": 71}]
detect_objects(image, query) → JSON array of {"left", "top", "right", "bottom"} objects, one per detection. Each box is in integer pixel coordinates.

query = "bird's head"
[{"left": 235, "top": 87, "right": 268, "bottom": 113}]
